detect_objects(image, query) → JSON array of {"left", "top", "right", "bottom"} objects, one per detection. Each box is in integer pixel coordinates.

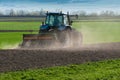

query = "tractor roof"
[{"left": 47, "top": 12, "right": 66, "bottom": 15}]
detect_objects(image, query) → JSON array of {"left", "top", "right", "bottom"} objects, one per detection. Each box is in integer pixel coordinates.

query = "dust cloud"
[
  {"left": 18, "top": 32, "right": 83, "bottom": 50},
  {"left": 1, "top": 43, "right": 19, "bottom": 49}
]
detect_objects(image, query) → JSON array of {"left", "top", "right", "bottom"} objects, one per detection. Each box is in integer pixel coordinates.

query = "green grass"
[
  {"left": 0, "top": 22, "right": 40, "bottom": 30},
  {"left": 0, "top": 21, "right": 120, "bottom": 49},
  {"left": 0, "top": 22, "right": 40, "bottom": 49},
  {"left": 73, "top": 22, "right": 120, "bottom": 44},
  {"left": 0, "top": 32, "right": 35, "bottom": 49},
  {"left": 1, "top": 59, "right": 120, "bottom": 80}
]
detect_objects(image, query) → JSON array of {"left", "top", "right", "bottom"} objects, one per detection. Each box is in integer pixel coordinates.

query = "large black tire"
[{"left": 57, "top": 29, "right": 71, "bottom": 47}]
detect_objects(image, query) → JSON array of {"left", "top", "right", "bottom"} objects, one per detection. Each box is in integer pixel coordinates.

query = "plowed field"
[{"left": 0, "top": 42, "right": 120, "bottom": 72}]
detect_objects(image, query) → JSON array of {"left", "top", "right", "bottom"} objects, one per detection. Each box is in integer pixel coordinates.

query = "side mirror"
[
  {"left": 70, "top": 21, "right": 73, "bottom": 25},
  {"left": 42, "top": 22, "right": 44, "bottom": 25}
]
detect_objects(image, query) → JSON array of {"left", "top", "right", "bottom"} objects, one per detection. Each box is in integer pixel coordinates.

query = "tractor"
[{"left": 21, "top": 12, "right": 82, "bottom": 48}]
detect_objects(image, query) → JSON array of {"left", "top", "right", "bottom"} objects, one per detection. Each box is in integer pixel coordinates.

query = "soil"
[{"left": 0, "top": 42, "right": 120, "bottom": 73}]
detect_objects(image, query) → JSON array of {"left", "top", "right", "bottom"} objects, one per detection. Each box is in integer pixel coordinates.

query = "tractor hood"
[
  {"left": 40, "top": 24, "right": 49, "bottom": 30},
  {"left": 58, "top": 25, "right": 66, "bottom": 31},
  {"left": 40, "top": 24, "right": 66, "bottom": 31}
]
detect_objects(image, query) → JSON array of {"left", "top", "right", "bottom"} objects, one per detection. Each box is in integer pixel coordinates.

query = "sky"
[{"left": 0, "top": 0, "right": 120, "bottom": 13}]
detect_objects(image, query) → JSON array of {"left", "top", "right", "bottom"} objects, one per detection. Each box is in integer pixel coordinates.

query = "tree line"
[
  {"left": 72, "top": 10, "right": 120, "bottom": 17},
  {"left": 0, "top": 9, "right": 46, "bottom": 17},
  {"left": 0, "top": 9, "right": 120, "bottom": 17}
]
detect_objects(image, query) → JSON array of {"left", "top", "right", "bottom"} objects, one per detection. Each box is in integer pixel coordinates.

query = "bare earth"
[{"left": 0, "top": 42, "right": 120, "bottom": 73}]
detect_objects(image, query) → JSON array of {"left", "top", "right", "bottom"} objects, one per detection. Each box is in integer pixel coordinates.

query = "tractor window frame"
[
  {"left": 45, "top": 15, "right": 49, "bottom": 25},
  {"left": 64, "top": 15, "right": 69, "bottom": 26},
  {"left": 45, "top": 15, "right": 54, "bottom": 26}
]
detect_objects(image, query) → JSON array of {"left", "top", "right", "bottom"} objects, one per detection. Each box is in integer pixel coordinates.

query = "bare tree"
[
  {"left": 0, "top": 11, "right": 3, "bottom": 16},
  {"left": 100, "top": 10, "right": 116, "bottom": 17},
  {"left": 89, "top": 12, "right": 98, "bottom": 17},
  {"left": 39, "top": 9, "right": 46, "bottom": 16},
  {"left": 9, "top": 9, "right": 15, "bottom": 16},
  {"left": 79, "top": 11, "right": 87, "bottom": 17},
  {"left": 17, "top": 10, "right": 25, "bottom": 16}
]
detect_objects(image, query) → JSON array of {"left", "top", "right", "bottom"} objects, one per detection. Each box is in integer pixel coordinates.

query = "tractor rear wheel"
[
  {"left": 71, "top": 30, "right": 82, "bottom": 47},
  {"left": 58, "top": 30, "right": 71, "bottom": 47}
]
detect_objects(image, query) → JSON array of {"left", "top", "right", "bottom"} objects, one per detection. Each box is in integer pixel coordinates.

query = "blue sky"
[{"left": 0, "top": 0, "right": 120, "bottom": 13}]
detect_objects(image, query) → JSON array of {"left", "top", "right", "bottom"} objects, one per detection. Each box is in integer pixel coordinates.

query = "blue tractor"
[{"left": 21, "top": 12, "right": 82, "bottom": 48}]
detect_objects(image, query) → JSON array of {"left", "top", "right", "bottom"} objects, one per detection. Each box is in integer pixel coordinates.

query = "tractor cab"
[{"left": 40, "top": 12, "right": 72, "bottom": 33}]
